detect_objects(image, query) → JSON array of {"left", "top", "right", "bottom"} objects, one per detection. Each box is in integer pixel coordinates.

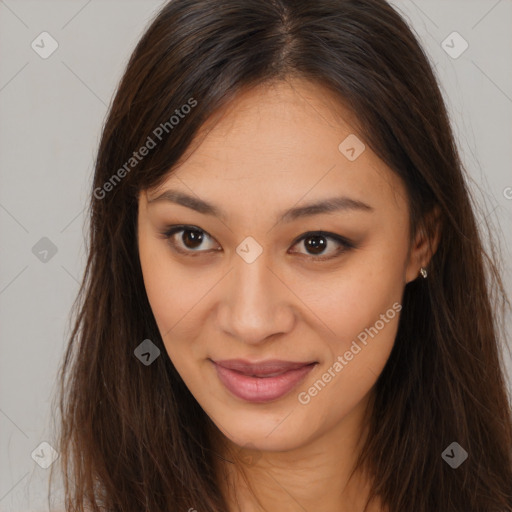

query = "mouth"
[{"left": 210, "top": 358, "right": 318, "bottom": 403}]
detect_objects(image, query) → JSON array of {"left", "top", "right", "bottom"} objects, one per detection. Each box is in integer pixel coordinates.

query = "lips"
[
  {"left": 215, "top": 359, "right": 314, "bottom": 376},
  {"left": 211, "top": 359, "right": 317, "bottom": 403}
]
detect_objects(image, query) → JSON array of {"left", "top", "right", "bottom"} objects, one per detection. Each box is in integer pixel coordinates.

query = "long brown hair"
[{"left": 52, "top": 0, "right": 512, "bottom": 510}]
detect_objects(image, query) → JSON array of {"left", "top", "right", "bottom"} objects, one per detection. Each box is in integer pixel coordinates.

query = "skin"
[{"left": 137, "top": 78, "right": 438, "bottom": 512}]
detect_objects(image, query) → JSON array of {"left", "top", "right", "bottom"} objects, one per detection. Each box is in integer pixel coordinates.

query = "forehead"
[{"left": 145, "top": 78, "right": 407, "bottom": 217}]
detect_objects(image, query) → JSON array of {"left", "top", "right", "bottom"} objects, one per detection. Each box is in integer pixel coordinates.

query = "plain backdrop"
[{"left": 1, "top": 1, "right": 511, "bottom": 510}]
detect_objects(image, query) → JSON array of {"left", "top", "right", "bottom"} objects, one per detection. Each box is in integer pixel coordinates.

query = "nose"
[{"left": 216, "top": 252, "right": 296, "bottom": 345}]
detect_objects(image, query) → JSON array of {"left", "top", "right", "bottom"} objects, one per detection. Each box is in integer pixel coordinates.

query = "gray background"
[{"left": 0, "top": 1, "right": 511, "bottom": 510}]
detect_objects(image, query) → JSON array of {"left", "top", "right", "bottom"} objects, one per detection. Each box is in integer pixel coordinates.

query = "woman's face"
[{"left": 137, "top": 78, "right": 425, "bottom": 452}]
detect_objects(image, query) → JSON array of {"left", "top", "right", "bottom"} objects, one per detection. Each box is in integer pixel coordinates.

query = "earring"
[{"left": 419, "top": 267, "right": 428, "bottom": 279}]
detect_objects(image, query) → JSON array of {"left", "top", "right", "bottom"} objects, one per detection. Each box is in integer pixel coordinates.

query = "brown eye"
[
  {"left": 181, "top": 229, "right": 205, "bottom": 249},
  {"left": 161, "top": 225, "right": 353, "bottom": 262},
  {"left": 290, "top": 231, "right": 353, "bottom": 261},
  {"left": 303, "top": 235, "right": 328, "bottom": 255},
  {"left": 162, "top": 226, "right": 220, "bottom": 255}
]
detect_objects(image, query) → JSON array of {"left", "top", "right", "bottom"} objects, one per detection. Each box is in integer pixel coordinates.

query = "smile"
[{"left": 211, "top": 359, "right": 317, "bottom": 403}]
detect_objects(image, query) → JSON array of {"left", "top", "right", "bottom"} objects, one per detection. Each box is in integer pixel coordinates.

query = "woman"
[{"left": 53, "top": 0, "right": 512, "bottom": 510}]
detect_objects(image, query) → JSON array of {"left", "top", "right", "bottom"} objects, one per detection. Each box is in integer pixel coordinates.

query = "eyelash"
[{"left": 159, "top": 224, "right": 355, "bottom": 262}]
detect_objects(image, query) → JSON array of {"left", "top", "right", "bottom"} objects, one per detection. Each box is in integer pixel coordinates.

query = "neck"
[{"left": 210, "top": 390, "right": 383, "bottom": 512}]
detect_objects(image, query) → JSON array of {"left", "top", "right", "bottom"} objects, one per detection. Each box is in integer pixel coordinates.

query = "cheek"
[
  {"left": 138, "top": 232, "right": 189, "bottom": 338},
  {"left": 138, "top": 233, "right": 219, "bottom": 369},
  {"left": 139, "top": 236, "right": 173, "bottom": 331},
  {"left": 294, "top": 270, "right": 402, "bottom": 425},
  {"left": 286, "top": 238, "right": 406, "bottom": 398},
  {"left": 290, "top": 248, "right": 405, "bottom": 347},
  {"left": 139, "top": 253, "right": 201, "bottom": 387},
  {"left": 308, "top": 278, "right": 401, "bottom": 377}
]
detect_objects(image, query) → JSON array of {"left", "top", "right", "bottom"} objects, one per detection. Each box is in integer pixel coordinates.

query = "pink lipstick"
[{"left": 211, "top": 359, "right": 317, "bottom": 403}]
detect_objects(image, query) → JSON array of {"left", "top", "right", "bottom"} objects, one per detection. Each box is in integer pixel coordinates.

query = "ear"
[{"left": 405, "top": 206, "right": 442, "bottom": 284}]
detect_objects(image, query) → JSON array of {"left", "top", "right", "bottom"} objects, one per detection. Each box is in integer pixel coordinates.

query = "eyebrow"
[{"left": 147, "top": 189, "right": 374, "bottom": 223}]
